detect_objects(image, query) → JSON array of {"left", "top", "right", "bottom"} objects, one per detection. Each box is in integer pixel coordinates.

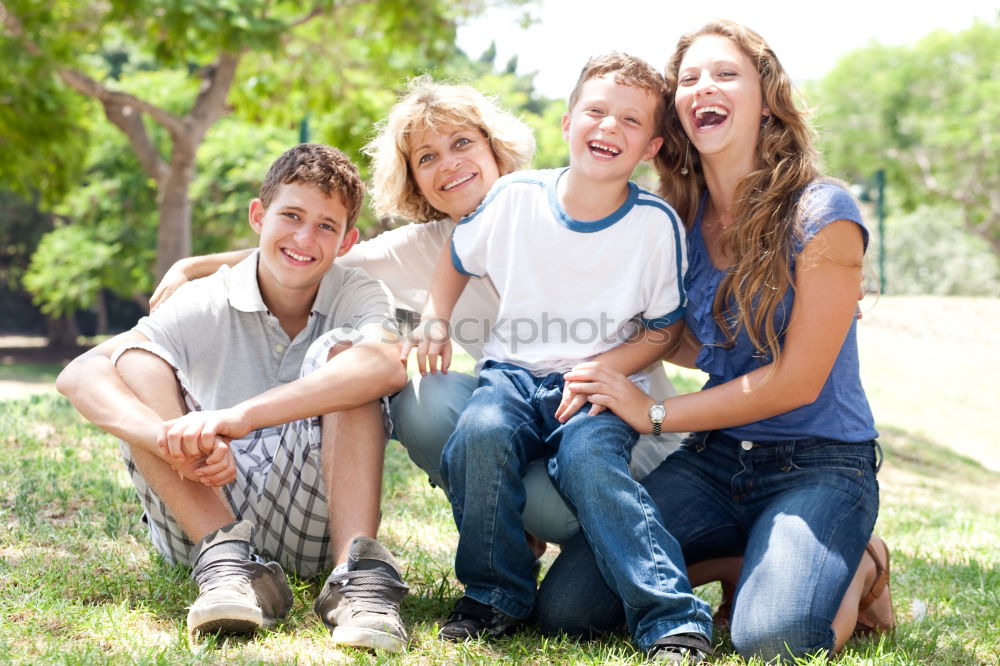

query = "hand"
[
  {"left": 399, "top": 318, "right": 452, "bottom": 375},
  {"left": 559, "top": 361, "right": 655, "bottom": 431},
  {"left": 149, "top": 260, "right": 192, "bottom": 311},
  {"left": 158, "top": 408, "right": 251, "bottom": 464},
  {"left": 194, "top": 440, "right": 238, "bottom": 487},
  {"left": 168, "top": 441, "right": 237, "bottom": 487},
  {"left": 555, "top": 379, "right": 605, "bottom": 423}
]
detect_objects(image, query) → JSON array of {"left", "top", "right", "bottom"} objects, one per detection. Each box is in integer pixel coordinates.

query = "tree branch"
[
  {"left": 289, "top": 5, "right": 327, "bottom": 28},
  {"left": 57, "top": 69, "right": 186, "bottom": 138},
  {"left": 187, "top": 51, "right": 240, "bottom": 142}
]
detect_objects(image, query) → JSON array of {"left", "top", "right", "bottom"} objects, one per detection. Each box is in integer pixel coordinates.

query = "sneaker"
[
  {"left": 186, "top": 520, "right": 294, "bottom": 635},
  {"left": 438, "top": 596, "right": 523, "bottom": 642},
  {"left": 647, "top": 632, "right": 713, "bottom": 664},
  {"left": 314, "top": 536, "right": 409, "bottom": 652}
]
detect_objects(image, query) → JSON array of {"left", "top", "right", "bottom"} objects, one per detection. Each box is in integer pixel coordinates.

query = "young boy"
[
  {"left": 57, "top": 144, "right": 410, "bottom": 651},
  {"left": 404, "top": 54, "right": 714, "bottom": 660}
]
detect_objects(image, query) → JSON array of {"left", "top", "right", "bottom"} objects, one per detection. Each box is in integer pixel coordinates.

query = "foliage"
[
  {"left": 0, "top": 0, "right": 507, "bottom": 290},
  {"left": 865, "top": 204, "right": 1000, "bottom": 296},
  {"left": 2, "top": 0, "right": 536, "bottom": 326},
  {"left": 810, "top": 16, "right": 1000, "bottom": 256}
]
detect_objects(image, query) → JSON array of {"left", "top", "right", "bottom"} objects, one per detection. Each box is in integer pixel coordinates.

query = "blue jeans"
[
  {"left": 537, "top": 430, "right": 881, "bottom": 660},
  {"left": 441, "top": 362, "right": 712, "bottom": 648},
  {"left": 390, "top": 371, "right": 683, "bottom": 544}
]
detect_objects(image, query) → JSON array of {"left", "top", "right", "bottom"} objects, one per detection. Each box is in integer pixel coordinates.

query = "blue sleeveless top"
[{"left": 683, "top": 182, "right": 878, "bottom": 442}]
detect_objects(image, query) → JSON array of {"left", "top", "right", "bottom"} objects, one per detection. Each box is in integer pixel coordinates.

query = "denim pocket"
[{"left": 788, "top": 439, "right": 877, "bottom": 476}]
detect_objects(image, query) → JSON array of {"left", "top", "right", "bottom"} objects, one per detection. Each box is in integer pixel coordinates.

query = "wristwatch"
[{"left": 648, "top": 400, "right": 666, "bottom": 436}]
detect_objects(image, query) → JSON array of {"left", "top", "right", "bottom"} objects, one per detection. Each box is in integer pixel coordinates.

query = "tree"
[
  {"left": 0, "top": 0, "right": 492, "bottom": 281},
  {"left": 809, "top": 16, "right": 1000, "bottom": 256}
]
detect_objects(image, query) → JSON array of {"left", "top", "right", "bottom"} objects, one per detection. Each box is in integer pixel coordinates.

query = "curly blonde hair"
[
  {"left": 364, "top": 77, "right": 535, "bottom": 223},
  {"left": 654, "top": 20, "right": 820, "bottom": 363}
]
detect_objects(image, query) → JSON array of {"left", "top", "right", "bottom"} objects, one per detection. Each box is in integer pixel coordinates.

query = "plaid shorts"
[{"left": 115, "top": 328, "right": 390, "bottom": 579}]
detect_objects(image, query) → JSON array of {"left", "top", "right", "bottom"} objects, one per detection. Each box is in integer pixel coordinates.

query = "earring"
[{"left": 680, "top": 140, "right": 690, "bottom": 176}]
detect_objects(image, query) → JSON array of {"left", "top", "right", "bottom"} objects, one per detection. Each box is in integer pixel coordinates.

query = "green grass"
[
  {"left": 2, "top": 393, "right": 998, "bottom": 664},
  {"left": 2, "top": 299, "right": 999, "bottom": 664}
]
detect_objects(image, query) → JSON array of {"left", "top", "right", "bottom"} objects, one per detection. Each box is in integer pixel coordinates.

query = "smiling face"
[
  {"left": 249, "top": 182, "right": 358, "bottom": 308},
  {"left": 562, "top": 74, "right": 663, "bottom": 186},
  {"left": 407, "top": 124, "right": 501, "bottom": 221},
  {"left": 674, "top": 34, "right": 770, "bottom": 168}
]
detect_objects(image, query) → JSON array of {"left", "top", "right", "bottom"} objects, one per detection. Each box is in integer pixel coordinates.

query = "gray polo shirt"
[{"left": 135, "top": 250, "right": 394, "bottom": 410}]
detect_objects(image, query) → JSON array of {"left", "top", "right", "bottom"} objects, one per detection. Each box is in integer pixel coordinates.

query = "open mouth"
[
  {"left": 694, "top": 105, "right": 729, "bottom": 129},
  {"left": 588, "top": 141, "right": 621, "bottom": 159},
  {"left": 283, "top": 248, "right": 315, "bottom": 263},
  {"left": 442, "top": 173, "right": 475, "bottom": 191}
]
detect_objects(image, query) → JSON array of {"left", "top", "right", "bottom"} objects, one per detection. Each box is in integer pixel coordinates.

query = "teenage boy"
[
  {"left": 403, "top": 54, "right": 714, "bottom": 661},
  {"left": 57, "top": 144, "right": 410, "bottom": 651}
]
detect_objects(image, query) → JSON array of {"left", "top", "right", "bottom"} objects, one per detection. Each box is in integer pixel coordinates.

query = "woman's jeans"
[
  {"left": 440, "top": 361, "right": 712, "bottom": 648},
  {"left": 389, "top": 371, "right": 681, "bottom": 545},
  {"left": 537, "top": 430, "right": 881, "bottom": 660}
]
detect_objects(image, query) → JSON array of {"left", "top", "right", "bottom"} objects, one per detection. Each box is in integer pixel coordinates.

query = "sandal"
[{"left": 854, "top": 535, "right": 896, "bottom": 635}]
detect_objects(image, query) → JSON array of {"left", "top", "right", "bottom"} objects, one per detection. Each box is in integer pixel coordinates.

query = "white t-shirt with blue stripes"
[{"left": 451, "top": 168, "right": 687, "bottom": 376}]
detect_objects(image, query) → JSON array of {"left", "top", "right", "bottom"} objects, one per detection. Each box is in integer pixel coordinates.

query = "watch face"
[{"left": 649, "top": 404, "right": 665, "bottom": 421}]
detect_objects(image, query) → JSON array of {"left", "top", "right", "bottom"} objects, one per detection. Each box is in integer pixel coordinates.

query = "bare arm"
[
  {"left": 556, "top": 321, "right": 684, "bottom": 422},
  {"left": 160, "top": 321, "right": 408, "bottom": 449},
  {"left": 564, "top": 221, "right": 866, "bottom": 433},
  {"left": 150, "top": 249, "right": 253, "bottom": 310},
  {"left": 663, "top": 326, "right": 702, "bottom": 369},
  {"left": 55, "top": 330, "right": 166, "bottom": 455},
  {"left": 400, "top": 242, "right": 470, "bottom": 374}
]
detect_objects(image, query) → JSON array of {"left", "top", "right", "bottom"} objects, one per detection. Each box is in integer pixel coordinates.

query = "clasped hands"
[{"left": 157, "top": 408, "right": 251, "bottom": 487}]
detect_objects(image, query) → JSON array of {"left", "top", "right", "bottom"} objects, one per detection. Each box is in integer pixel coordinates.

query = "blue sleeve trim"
[
  {"left": 637, "top": 191, "right": 689, "bottom": 312},
  {"left": 450, "top": 235, "right": 480, "bottom": 277},
  {"left": 642, "top": 306, "right": 686, "bottom": 329}
]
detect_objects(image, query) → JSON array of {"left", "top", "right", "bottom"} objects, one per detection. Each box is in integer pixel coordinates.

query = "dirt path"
[{"left": 0, "top": 335, "right": 76, "bottom": 401}]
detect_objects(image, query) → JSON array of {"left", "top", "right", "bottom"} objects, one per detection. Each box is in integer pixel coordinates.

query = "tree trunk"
[
  {"left": 44, "top": 314, "right": 79, "bottom": 349},
  {"left": 95, "top": 289, "right": 109, "bottom": 335},
  {"left": 155, "top": 146, "right": 197, "bottom": 282}
]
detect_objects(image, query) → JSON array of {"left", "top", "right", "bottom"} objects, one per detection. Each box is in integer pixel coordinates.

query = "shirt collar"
[
  {"left": 227, "top": 250, "right": 268, "bottom": 313},
  {"left": 226, "top": 249, "right": 346, "bottom": 316}
]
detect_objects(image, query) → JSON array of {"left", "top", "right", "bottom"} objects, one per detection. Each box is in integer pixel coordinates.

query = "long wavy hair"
[{"left": 654, "top": 20, "right": 820, "bottom": 363}]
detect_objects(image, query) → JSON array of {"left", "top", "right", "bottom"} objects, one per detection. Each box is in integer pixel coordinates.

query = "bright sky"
[{"left": 457, "top": 0, "right": 999, "bottom": 99}]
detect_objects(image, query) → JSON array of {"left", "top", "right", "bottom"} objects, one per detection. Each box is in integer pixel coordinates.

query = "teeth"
[
  {"left": 589, "top": 141, "right": 621, "bottom": 154},
  {"left": 443, "top": 174, "right": 474, "bottom": 191},
  {"left": 695, "top": 105, "right": 728, "bottom": 118},
  {"left": 284, "top": 249, "right": 313, "bottom": 262}
]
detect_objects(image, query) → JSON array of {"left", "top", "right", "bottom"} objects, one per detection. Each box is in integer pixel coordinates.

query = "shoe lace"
[
  {"left": 194, "top": 557, "right": 254, "bottom": 593},
  {"left": 332, "top": 569, "right": 408, "bottom": 616}
]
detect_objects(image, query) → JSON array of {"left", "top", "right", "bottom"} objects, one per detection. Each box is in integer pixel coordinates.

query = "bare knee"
[{"left": 115, "top": 348, "right": 186, "bottom": 417}]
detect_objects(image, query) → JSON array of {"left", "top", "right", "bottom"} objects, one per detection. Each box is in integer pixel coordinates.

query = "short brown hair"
[
  {"left": 567, "top": 52, "right": 668, "bottom": 134},
  {"left": 259, "top": 143, "right": 365, "bottom": 231}
]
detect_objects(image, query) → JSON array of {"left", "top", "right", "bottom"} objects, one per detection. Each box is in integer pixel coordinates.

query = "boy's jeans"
[{"left": 441, "top": 361, "right": 712, "bottom": 649}]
